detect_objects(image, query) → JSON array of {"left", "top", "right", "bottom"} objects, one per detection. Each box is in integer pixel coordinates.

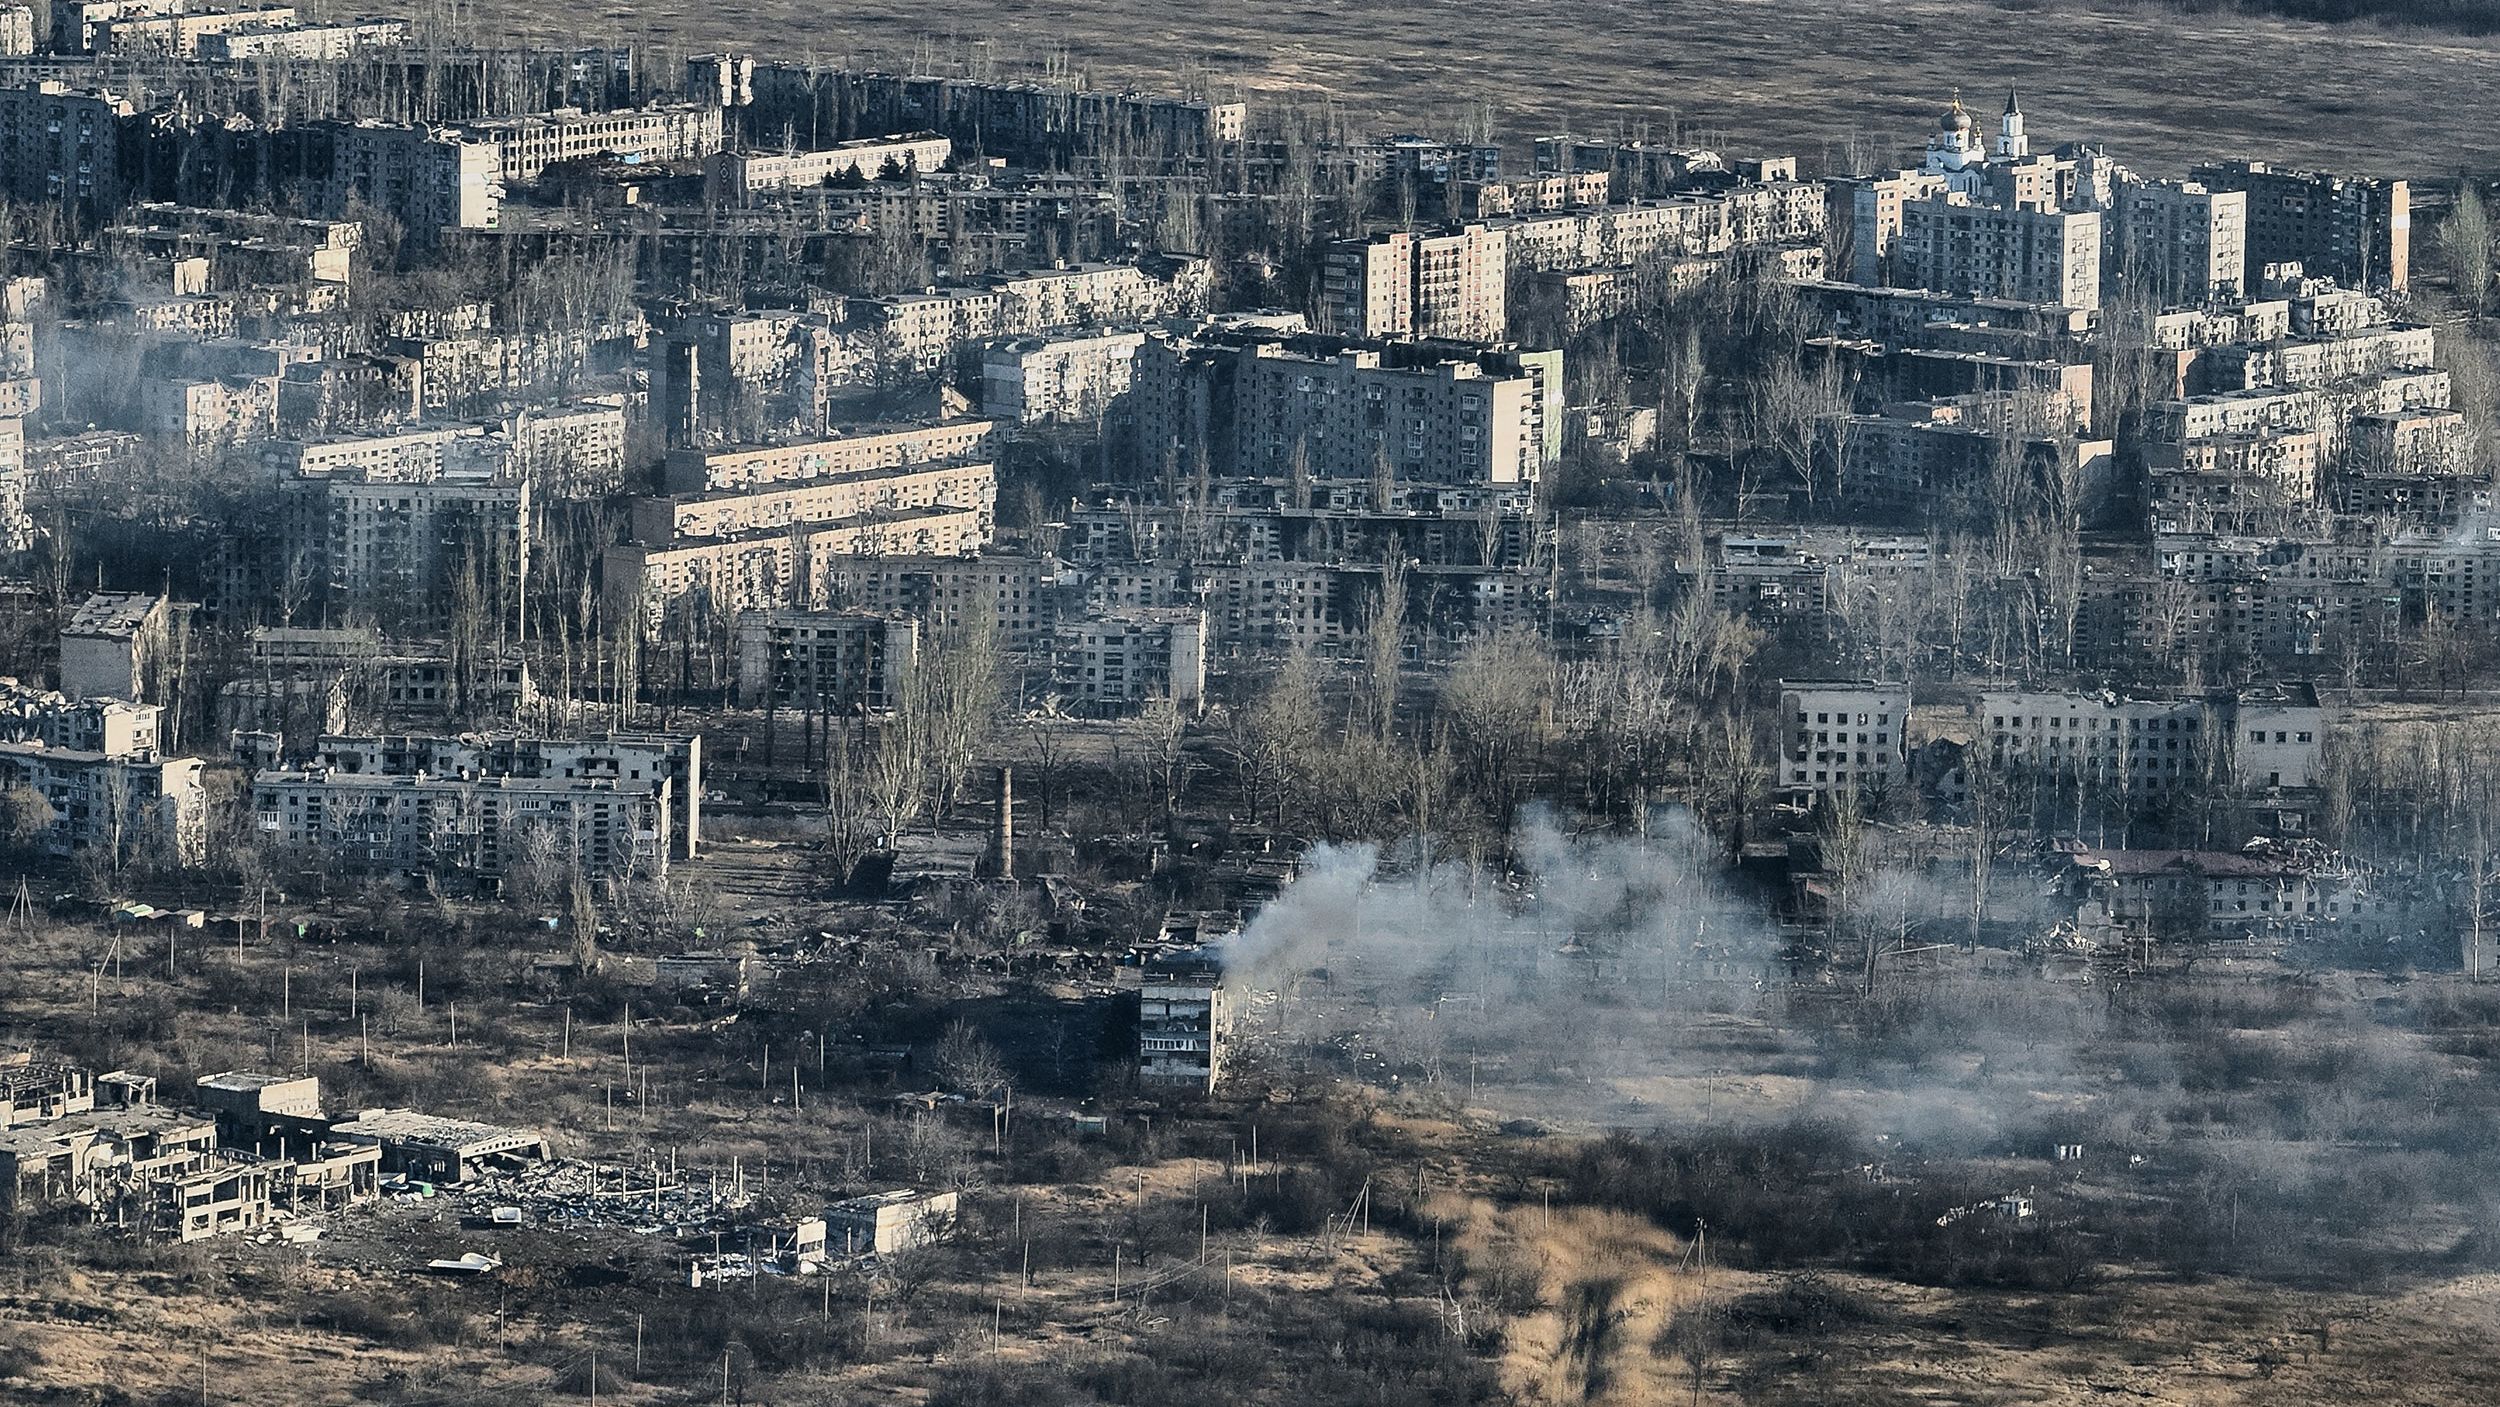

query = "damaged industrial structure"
[{"left": 0, "top": 1056, "right": 545, "bottom": 1241}]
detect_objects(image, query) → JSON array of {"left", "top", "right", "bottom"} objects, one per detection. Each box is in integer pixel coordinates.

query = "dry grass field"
[{"left": 434, "top": 0, "right": 2500, "bottom": 175}]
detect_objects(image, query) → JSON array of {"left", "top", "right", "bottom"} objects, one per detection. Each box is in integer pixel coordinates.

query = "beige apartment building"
[
  {"left": 664, "top": 421, "right": 1000, "bottom": 492},
  {"left": 604, "top": 505, "right": 989, "bottom": 625},
  {"left": 1228, "top": 344, "right": 1550, "bottom": 485},
  {"left": 1896, "top": 196, "right": 2102, "bottom": 309},
  {"left": 1322, "top": 225, "right": 1508, "bottom": 343},
  {"left": 462, "top": 103, "right": 724, "bottom": 184},
  {"left": 709, "top": 132, "right": 950, "bottom": 197},
  {"left": 2110, "top": 180, "right": 2247, "bottom": 306},
  {"left": 631, "top": 459, "right": 996, "bottom": 544}
]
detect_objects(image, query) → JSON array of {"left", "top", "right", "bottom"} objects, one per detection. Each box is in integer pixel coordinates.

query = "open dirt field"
[{"left": 438, "top": 0, "right": 2500, "bottom": 175}]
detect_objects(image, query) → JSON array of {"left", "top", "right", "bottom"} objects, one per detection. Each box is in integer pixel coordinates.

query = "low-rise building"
[
  {"left": 709, "top": 132, "right": 950, "bottom": 197},
  {"left": 2048, "top": 838, "right": 2418, "bottom": 943},
  {"left": 0, "top": 1054, "right": 94, "bottom": 1130},
  {"left": 327, "top": 1109, "right": 549, "bottom": 1184},
  {"left": 0, "top": 1105, "right": 218, "bottom": 1220},
  {"left": 824, "top": 1188, "right": 959, "bottom": 1257}
]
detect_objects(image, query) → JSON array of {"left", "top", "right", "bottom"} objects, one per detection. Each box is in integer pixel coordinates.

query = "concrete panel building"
[
  {"left": 59, "top": 592, "right": 167, "bottom": 703},
  {"left": 1322, "top": 224, "right": 1508, "bottom": 343},
  {"left": 1897, "top": 196, "right": 2101, "bottom": 309},
  {"left": 664, "top": 421, "right": 1000, "bottom": 493},
  {"left": 606, "top": 505, "right": 989, "bottom": 625},
  {"left": 2190, "top": 159, "right": 2409, "bottom": 292},
  {"left": 1132, "top": 332, "right": 1557, "bottom": 486},
  {"left": 630, "top": 460, "right": 995, "bottom": 546},
  {"left": 303, "top": 120, "right": 503, "bottom": 238},
  {"left": 250, "top": 769, "right": 674, "bottom": 881},
  {"left": 0, "top": 743, "right": 205, "bottom": 863},
  {"left": 0, "top": 82, "right": 136, "bottom": 212},
  {"left": 1139, "top": 949, "right": 1228, "bottom": 1091},
  {"left": 311, "top": 731, "right": 702, "bottom": 858},
  {"left": 1049, "top": 608, "right": 1206, "bottom": 717},
  {"left": 462, "top": 103, "right": 724, "bottom": 184},
  {"left": 708, "top": 131, "right": 949, "bottom": 197},
  {"left": 2111, "top": 180, "right": 2247, "bottom": 306},
  {"left": 731, "top": 610, "right": 919, "bottom": 712},
  {"left": 292, "top": 470, "right": 529, "bottom": 627},
  {"left": 1777, "top": 679, "right": 1910, "bottom": 808},
  {"left": 0, "top": 680, "right": 160, "bottom": 757},
  {"left": 979, "top": 330, "right": 1147, "bottom": 424}
]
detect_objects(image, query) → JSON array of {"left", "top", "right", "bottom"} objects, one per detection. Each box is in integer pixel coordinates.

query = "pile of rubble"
[{"left": 451, "top": 1158, "right": 757, "bottom": 1235}]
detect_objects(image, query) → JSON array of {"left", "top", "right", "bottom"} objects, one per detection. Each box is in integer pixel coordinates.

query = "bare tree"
[{"left": 933, "top": 1019, "right": 1010, "bottom": 1098}]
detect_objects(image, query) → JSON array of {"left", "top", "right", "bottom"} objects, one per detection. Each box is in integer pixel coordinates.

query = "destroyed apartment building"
[{"left": 1138, "top": 948, "right": 1231, "bottom": 1092}]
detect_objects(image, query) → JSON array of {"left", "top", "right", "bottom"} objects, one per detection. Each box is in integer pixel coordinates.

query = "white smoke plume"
[{"left": 1218, "top": 807, "right": 1771, "bottom": 995}]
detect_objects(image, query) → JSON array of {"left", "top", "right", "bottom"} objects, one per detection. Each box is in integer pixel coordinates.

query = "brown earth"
[{"left": 417, "top": 0, "right": 2500, "bottom": 176}]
